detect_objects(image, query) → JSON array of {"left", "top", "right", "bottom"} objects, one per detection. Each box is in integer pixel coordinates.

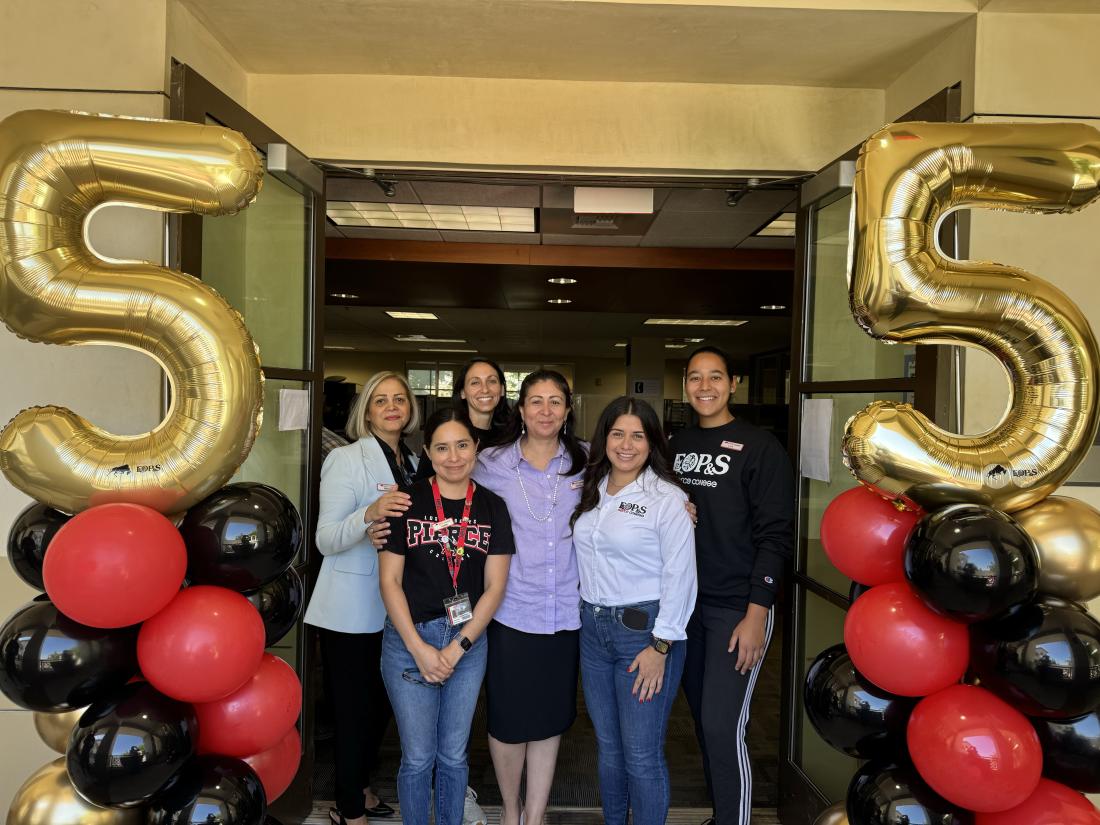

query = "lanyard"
[{"left": 431, "top": 478, "right": 475, "bottom": 593}]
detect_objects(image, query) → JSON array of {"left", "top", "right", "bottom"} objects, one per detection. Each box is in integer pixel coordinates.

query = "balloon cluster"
[
  {"left": 2, "top": 484, "right": 305, "bottom": 825},
  {"left": 807, "top": 486, "right": 1100, "bottom": 824}
]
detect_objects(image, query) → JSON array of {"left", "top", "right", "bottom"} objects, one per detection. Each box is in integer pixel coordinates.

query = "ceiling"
[
  {"left": 325, "top": 176, "right": 799, "bottom": 248},
  {"left": 182, "top": 0, "right": 973, "bottom": 88},
  {"left": 325, "top": 305, "right": 791, "bottom": 362}
]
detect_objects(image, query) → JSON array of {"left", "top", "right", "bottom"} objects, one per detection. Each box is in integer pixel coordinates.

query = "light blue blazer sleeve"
[{"left": 304, "top": 438, "right": 417, "bottom": 634}]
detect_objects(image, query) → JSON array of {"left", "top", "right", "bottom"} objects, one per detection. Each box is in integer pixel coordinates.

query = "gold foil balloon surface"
[
  {"left": 0, "top": 110, "right": 264, "bottom": 515},
  {"left": 813, "top": 802, "right": 849, "bottom": 825},
  {"left": 844, "top": 122, "right": 1100, "bottom": 513},
  {"left": 1013, "top": 495, "right": 1100, "bottom": 603},
  {"left": 7, "top": 758, "right": 143, "bottom": 825},
  {"left": 33, "top": 707, "right": 85, "bottom": 754}
]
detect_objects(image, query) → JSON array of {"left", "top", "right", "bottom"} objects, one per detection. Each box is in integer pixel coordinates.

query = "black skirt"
[{"left": 486, "top": 620, "right": 579, "bottom": 743}]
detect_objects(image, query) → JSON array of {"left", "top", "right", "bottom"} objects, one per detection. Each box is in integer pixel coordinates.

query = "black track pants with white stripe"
[{"left": 682, "top": 603, "right": 775, "bottom": 825}]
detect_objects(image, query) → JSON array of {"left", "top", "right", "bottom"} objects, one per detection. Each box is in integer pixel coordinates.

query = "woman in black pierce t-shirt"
[
  {"left": 672, "top": 346, "right": 794, "bottom": 825},
  {"left": 379, "top": 407, "right": 514, "bottom": 825}
]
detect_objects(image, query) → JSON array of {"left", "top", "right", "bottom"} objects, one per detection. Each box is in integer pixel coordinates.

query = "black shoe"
[
  {"left": 328, "top": 809, "right": 346, "bottom": 825},
  {"left": 363, "top": 800, "right": 395, "bottom": 818}
]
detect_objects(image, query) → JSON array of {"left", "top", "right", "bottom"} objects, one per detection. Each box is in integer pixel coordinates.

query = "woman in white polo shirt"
[{"left": 570, "top": 396, "right": 697, "bottom": 825}]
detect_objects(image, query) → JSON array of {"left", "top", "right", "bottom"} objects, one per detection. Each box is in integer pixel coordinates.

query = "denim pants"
[
  {"left": 580, "top": 600, "right": 687, "bottom": 825},
  {"left": 381, "top": 616, "right": 487, "bottom": 825}
]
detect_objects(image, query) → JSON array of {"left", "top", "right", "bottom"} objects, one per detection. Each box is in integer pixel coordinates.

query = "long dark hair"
[
  {"left": 489, "top": 369, "right": 585, "bottom": 476},
  {"left": 571, "top": 396, "right": 682, "bottom": 528},
  {"left": 451, "top": 358, "right": 511, "bottom": 436},
  {"left": 423, "top": 406, "right": 478, "bottom": 448}
]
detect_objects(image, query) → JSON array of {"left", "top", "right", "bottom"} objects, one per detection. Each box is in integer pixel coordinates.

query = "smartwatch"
[
  {"left": 457, "top": 634, "right": 473, "bottom": 652},
  {"left": 651, "top": 636, "right": 671, "bottom": 655}
]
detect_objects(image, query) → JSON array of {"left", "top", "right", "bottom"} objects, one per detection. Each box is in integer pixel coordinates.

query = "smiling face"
[
  {"left": 429, "top": 419, "right": 478, "bottom": 486},
  {"left": 519, "top": 379, "right": 569, "bottom": 440},
  {"left": 685, "top": 351, "right": 737, "bottom": 424},
  {"left": 367, "top": 377, "right": 411, "bottom": 438},
  {"left": 461, "top": 361, "right": 503, "bottom": 416},
  {"left": 606, "top": 414, "right": 650, "bottom": 481}
]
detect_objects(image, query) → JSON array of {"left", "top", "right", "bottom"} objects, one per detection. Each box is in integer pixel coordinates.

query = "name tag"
[
  {"left": 444, "top": 593, "right": 473, "bottom": 626},
  {"left": 721, "top": 440, "right": 743, "bottom": 451},
  {"left": 570, "top": 479, "right": 584, "bottom": 489},
  {"left": 376, "top": 482, "right": 398, "bottom": 492},
  {"left": 432, "top": 518, "right": 455, "bottom": 532}
]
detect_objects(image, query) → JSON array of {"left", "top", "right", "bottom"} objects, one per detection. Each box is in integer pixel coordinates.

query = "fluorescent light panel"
[
  {"left": 419, "top": 347, "right": 477, "bottom": 353},
  {"left": 394, "top": 335, "right": 466, "bottom": 343},
  {"left": 386, "top": 311, "right": 438, "bottom": 320},
  {"left": 327, "top": 201, "right": 535, "bottom": 232},
  {"left": 645, "top": 318, "right": 748, "bottom": 327},
  {"left": 757, "top": 212, "right": 797, "bottom": 237}
]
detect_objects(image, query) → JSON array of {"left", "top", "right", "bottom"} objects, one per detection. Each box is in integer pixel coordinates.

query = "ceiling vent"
[{"left": 572, "top": 213, "right": 619, "bottom": 230}]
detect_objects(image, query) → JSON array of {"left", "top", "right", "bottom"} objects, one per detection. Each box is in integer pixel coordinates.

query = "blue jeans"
[
  {"left": 580, "top": 600, "right": 687, "bottom": 825},
  {"left": 381, "top": 617, "right": 487, "bottom": 825}
]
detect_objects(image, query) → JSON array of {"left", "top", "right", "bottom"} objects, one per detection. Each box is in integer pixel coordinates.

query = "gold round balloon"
[
  {"left": 33, "top": 707, "right": 85, "bottom": 754},
  {"left": 1014, "top": 495, "right": 1100, "bottom": 602},
  {"left": 813, "top": 801, "right": 849, "bottom": 825},
  {"left": 0, "top": 109, "right": 264, "bottom": 515},
  {"left": 7, "top": 758, "right": 144, "bottom": 825},
  {"left": 844, "top": 121, "right": 1100, "bottom": 513}
]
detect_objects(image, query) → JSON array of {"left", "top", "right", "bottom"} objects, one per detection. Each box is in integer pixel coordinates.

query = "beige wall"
[
  {"left": 249, "top": 72, "right": 884, "bottom": 173},
  {"left": 166, "top": 0, "right": 249, "bottom": 107},
  {"left": 884, "top": 15, "right": 976, "bottom": 121}
]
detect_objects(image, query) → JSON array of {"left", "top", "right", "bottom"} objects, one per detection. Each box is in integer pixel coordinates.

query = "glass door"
[{"left": 171, "top": 62, "right": 325, "bottom": 822}]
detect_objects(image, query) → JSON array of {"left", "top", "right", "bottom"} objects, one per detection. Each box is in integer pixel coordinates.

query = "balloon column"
[
  {"left": 808, "top": 122, "right": 1100, "bottom": 825},
  {"left": 1, "top": 111, "right": 305, "bottom": 825}
]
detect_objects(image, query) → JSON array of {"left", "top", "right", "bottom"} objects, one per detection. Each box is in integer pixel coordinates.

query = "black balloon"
[
  {"left": 179, "top": 483, "right": 302, "bottom": 591},
  {"left": 6, "top": 503, "right": 70, "bottom": 591},
  {"left": 804, "top": 644, "right": 916, "bottom": 758},
  {"left": 243, "top": 566, "right": 304, "bottom": 647},
  {"left": 68, "top": 681, "right": 197, "bottom": 808},
  {"left": 849, "top": 581, "right": 872, "bottom": 603},
  {"left": 905, "top": 503, "right": 1038, "bottom": 623},
  {"left": 0, "top": 599, "right": 138, "bottom": 711},
  {"left": 147, "top": 756, "right": 266, "bottom": 825},
  {"left": 971, "top": 596, "right": 1100, "bottom": 718},
  {"left": 847, "top": 761, "right": 973, "bottom": 825},
  {"left": 1034, "top": 710, "right": 1100, "bottom": 793}
]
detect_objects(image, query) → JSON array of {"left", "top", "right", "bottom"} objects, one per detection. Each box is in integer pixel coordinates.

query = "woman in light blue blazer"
[{"left": 306, "top": 370, "right": 419, "bottom": 825}]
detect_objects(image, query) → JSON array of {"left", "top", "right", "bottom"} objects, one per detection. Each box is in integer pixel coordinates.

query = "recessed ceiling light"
[
  {"left": 685, "top": 338, "right": 704, "bottom": 343},
  {"left": 330, "top": 293, "right": 359, "bottom": 299},
  {"left": 665, "top": 344, "right": 688, "bottom": 349},
  {"left": 760, "top": 304, "right": 787, "bottom": 311},
  {"left": 614, "top": 342, "right": 628, "bottom": 347},
  {"left": 386, "top": 311, "right": 439, "bottom": 320},
  {"left": 547, "top": 277, "right": 577, "bottom": 285},
  {"left": 323, "top": 345, "right": 356, "bottom": 351},
  {"left": 393, "top": 335, "right": 466, "bottom": 343},
  {"left": 419, "top": 347, "right": 477, "bottom": 353},
  {"left": 644, "top": 318, "right": 748, "bottom": 327},
  {"left": 547, "top": 298, "right": 572, "bottom": 305}
]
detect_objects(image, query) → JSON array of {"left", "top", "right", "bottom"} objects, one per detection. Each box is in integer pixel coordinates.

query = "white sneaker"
[{"left": 462, "top": 786, "right": 487, "bottom": 825}]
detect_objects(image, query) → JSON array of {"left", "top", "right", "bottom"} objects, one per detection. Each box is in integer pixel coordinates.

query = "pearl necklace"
[{"left": 516, "top": 448, "right": 566, "bottom": 523}]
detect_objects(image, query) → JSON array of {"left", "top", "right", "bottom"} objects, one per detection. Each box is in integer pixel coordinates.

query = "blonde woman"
[{"left": 305, "top": 370, "right": 420, "bottom": 825}]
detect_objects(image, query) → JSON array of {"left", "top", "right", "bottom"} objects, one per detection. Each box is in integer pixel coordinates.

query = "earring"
[
  {"left": 563, "top": 422, "right": 568, "bottom": 437},
  {"left": 521, "top": 421, "right": 526, "bottom": 437}
]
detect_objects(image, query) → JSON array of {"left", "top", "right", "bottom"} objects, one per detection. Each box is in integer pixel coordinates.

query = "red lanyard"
[{"left": 431, "top": 478, "right": 475, "bottom": 592}]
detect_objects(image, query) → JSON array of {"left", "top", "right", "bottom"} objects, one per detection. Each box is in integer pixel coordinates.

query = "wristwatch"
[
  {"left": 651, "top": 636, "right": 671, "bottom": 655},
  {"left": 457, "top": 634, "right": 473, "bottom": 652}
]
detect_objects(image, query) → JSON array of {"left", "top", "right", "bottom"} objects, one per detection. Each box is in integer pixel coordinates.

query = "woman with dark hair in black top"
[
  {"left": 672, "top": 346, "right": 794, "bottom": 825},
  {"left": 452, "top": 358, "right": 511, "bottom": 447}
]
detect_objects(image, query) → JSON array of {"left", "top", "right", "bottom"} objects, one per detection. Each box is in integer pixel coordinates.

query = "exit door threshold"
[{"left": 307, "top": 802, "right": 780, "bottom": 824}]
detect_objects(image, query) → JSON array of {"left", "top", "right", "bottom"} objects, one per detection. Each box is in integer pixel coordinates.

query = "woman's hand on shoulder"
[
  {"left": 684, "top": 499, "right": 698, "bottom": 526},
  {"left": 365, "top": 490, "right": 411, "bottom": 523}
]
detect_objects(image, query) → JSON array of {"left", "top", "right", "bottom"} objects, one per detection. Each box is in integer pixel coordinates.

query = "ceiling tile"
[
  {"left": 541, "top": 233, "right": 642, "bottom": 246},
  {"left": 410, "top": 182, "right": 540, "bottom": 207},
  {"left": 338, "top": 226, "right": 444, "bottom": 241}
]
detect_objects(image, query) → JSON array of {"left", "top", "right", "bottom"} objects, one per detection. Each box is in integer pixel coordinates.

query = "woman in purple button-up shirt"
[{"left": 473, "top": 369, "right": 586, "bottom": 825}]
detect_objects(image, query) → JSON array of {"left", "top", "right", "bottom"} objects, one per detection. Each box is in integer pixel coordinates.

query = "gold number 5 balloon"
[
  {"left": 0, "top": 110, "right": 264, "bottom": 515},
  {"left": 844, "top": 122, "right": 1100, "bottom": 513}
]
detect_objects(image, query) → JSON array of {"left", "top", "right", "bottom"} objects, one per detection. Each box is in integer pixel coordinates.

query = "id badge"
[{"left": 444, "top": 593, "right": 474, "bottom": 626}]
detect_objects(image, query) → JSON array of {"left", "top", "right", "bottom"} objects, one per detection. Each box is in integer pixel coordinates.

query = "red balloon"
[
  {"left": 42, "top": 503, "right": 186, "bottom": 628},
  {"left": 195, "top": 653, "right": 302, "bottom": 757},
  {"left": 243, "top": 725, "right": 301, "bottom": 803},
  {"left": 844, "top": 581, "right": 968, "bottom": 696},
  {"left": 975, "top": 779, "right": 1100, "bottom": 825},
  {"left": 908, "top": 684, "right": 1043, "bottom": 813},
  {"left": 137, "top": 586, "right": 265, "bottom": 703},
  {"left": 821, "top": 486, "right": 920, "bottom": 586}
]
